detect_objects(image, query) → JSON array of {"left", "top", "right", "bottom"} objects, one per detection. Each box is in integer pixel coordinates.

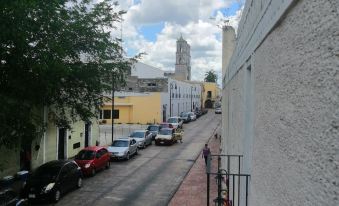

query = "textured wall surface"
[
  {"left": 250, "top": 1, "right": 339, "bottom": 205},
  {"left": 222, "top": 0, "right": 339, "bottom": 205}
]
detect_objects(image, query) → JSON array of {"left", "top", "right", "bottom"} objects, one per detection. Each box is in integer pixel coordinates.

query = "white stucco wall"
[
  {"left": 167, "top": 78, "right": 202, "bottom": 118},
  {"left": 131, "top": 62, "right": 165, "bottom": 78},
  {"left": 222, "top": 0, "right": 339, "bottom": 205}
]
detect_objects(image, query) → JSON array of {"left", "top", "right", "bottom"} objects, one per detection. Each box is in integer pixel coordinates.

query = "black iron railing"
[{"left": 206, "top": 154, "right": 250, "bottom": 206}]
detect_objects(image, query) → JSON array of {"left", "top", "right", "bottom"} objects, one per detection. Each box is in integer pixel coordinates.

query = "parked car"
[
  {"left": 107, "top": 138, "right": 138, "bottom": 160},
  {"left": 155, "top": 128, "right": 185, "bottom": 146},
  {"left": 0, "top": 189, "right": 28, "bottom": 206},
  {"left": 187, "top": 112, "right": 197, "bottom": 121},
  {"left": 74, "top": 146, "right": 110, "bottom": 176},
  {"left": 146, "top": 125, "right": 162, "bottom": 140},
  {"left": 159, "top": 122, "right": 173, "bottom": 129},
  {"left": 201, "top": 108, "right": 208, "bottom": 115},
  {"left": 167, "top": 117, "right": 183, "bottom": 129},
  {"left": 215, "top": 107, "right": 222, "bottom": 114},
  {"left": 155, "top": 128, "right": 175, "bottom": 145},
  {"left": 22, "top": 160, "right": 82, "bottom": 203},
  {"left": 129, "top": 130, "right": 152, "bottom": 148},
  {"left": 180, "top": 112, "right": 191, "bottom": 123},
  {"left": 194, "top": 109, "right": 202, "bottom": 118}
]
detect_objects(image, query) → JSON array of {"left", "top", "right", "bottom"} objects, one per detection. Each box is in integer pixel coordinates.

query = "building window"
[
  {"left": 99, "top": 110, "right": 103, "bottom": 119},
  {"left": 103, "top": 110, "right": 111, "bottom": 119},
  {"left": 207, "top": 91, "right": 212, "bottom": 98},
  {"left": 147, "top": 83, "right": 157, "bottom": 87},
  {"left": 113, "top": 110, "right": 119, "bottom": 119}
]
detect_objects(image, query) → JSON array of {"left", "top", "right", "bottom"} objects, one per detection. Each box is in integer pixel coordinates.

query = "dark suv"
[{"left": 146, "top": 125, "right": 162, "bottom": 140}]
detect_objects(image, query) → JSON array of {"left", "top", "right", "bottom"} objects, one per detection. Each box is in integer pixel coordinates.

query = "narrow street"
[{"left": 52, "top": 111, "right": 221, "bottom": 206}]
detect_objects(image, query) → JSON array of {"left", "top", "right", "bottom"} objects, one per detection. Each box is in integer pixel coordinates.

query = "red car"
[
  {"left": 74, "top": 146, "right": 110, "bottom": 176},
  {"left": 159, "top": 122, "right": 173, "bottom": 129}
]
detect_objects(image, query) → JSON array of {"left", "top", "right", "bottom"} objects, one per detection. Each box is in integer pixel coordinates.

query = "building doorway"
[
  {"left": 85, "top": 122, "right": 91, "bottom": 147},
  {"left": 205, "top": 99, "right": 213, "bottom": 108},
  {"left": 58, "top": 128, "right": 67, "bottom": 160},
  {"left": 20, "top": 143, "right": 31, "bottom": 171}
]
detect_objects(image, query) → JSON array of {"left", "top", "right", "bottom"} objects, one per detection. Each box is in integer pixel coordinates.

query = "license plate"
[
  {"left": 160, "top": 141, "right": 164, "bottom": 144},
  {"left": 29, "top": 194, "right": 36, "bottom": 198}
]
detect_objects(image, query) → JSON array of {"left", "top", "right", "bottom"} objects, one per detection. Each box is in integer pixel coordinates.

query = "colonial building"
[
  {"left": 100, "top": 62, "right": 202, "bottom": 125},
  {"left": 221, "top": 0, "right": 338, "bottom": 205},
  {"left": 0, "top": 109, "right": 99, "bottom": 178}
]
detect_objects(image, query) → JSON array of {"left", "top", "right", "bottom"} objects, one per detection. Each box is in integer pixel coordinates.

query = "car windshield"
[
  {"left": 130, "top": 132, "right": 145, "bottom": 138},
  {"left": 148, "top": 126, "right": 158, "bottom": 131},
  {"left": 76, "top": 150, "right": 95, "bottom": 160},
  {"left": 32, "top": 165, "right": 60, "bottom": 181},
  {"left": 112, "top": 140, "right": 128, "bottom": 147},
  {"left": 167, "top": 118, "right": 178, "bottom": 123},
  {"left": 181, "top": 113, "right": 188, "bottom": 117},
  {"left": 159, "top": 129, "right": 172, "bottom": 135}
]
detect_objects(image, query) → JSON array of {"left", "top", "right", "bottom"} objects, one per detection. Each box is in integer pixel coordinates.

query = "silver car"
[
  {"left": 129, "top": 130, "right": 153, "bottom": 148},
  {"left": 187, "top": 112, "right": 197, "bottom": 121},
  {"left": 167, "top": 117, "right": 184, "bottom": 129},
  {"left": 107, "top": 138, "right": 138, "bottom": 160}
]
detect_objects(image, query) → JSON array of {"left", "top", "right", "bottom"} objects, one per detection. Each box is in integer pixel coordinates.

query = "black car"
[
  {"left": 22, "top": 160, "right": 82, "bottom": 203},
  {"left": 146, "top": 125, "right": 162, "bottom": 140},
  {"left": 0, "top": 189, "right": 28, "bottom": 206}
]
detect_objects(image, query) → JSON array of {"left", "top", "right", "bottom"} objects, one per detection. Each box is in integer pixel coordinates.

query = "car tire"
[
  {"left": 135, "top": 148, "right": 138, "bottom": 155},
  {"left": 143, "top": 143, "right": 146, "bottom": 149},
  {"left": 105, "top": 161, "right": 110, "bottom": 169},
  {"left": 126, "top": 152, "right": 130, "bottom": 160},
  {"left": 149, "top": 140, "right": 152, "bottom": 145},
  {"left": 91, "top": 168, "right": 96, "bottom": 177},
  {"left": 53, "top": 189, "right": 61, "bottom": 203},
  {"left": 77, "top": 177, "right": 82, "bottom": 188}
]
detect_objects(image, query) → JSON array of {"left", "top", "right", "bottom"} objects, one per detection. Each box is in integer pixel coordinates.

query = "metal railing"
[{"left": 206, "top": 154, "right": 251, "bottom": 206}]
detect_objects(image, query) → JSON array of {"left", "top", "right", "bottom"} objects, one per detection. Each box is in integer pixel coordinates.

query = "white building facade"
[{"left": 165, "top": 78, "right": 202, "bottom": 118}]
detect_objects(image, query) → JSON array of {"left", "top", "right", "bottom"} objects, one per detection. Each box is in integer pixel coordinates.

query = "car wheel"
[
  {"left": 149, "top": 140, "right": 152, "bottom": 145},
  {"left": 53, "top": 189, "right": 61, "bottom": 202},
  {"left": 126, "top": 152, "right": 130, "bottom": 160},
  {"left": 105, "top": 161, "right": 110, "bottom": 169},
  {"left": 143, "top": 143, "right": 146, "bottom": 149},
  {"left": 91, "top": 168, "right": 96, "bottom": 177},
  {"left": 135, "top": 148, "right": 138, "bottom": 155},
  {"left": 77, "top": 177, "right": 82, "bottom": 188}
]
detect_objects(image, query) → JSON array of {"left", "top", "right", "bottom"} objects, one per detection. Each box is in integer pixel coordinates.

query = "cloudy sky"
[{"left": 115, "top": 0, "right": 244, "bottom": 84}]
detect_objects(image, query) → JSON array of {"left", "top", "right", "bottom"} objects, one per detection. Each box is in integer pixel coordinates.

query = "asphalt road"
[{"left": 49, "top": 111, "right": 221, "bottom": 206}]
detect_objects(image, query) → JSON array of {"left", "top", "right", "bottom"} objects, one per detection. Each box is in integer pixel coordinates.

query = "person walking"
[{"left": 202, "top": 143, "right": 211, "bottom": 165}]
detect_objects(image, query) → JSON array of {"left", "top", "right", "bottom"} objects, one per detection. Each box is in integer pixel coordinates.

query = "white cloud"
[{"left": 114, "top": 0, "right": 244, "bottom": 84}]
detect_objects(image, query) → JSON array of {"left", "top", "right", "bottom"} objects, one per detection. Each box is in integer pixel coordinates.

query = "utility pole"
[{"left": 111, "top": 74, "right": 114, "bottom": 144}]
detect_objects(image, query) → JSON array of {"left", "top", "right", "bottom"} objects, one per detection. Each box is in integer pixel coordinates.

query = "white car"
[
  {"left": 167, "top": 117, "right": 183, "bottom": 129},
  {"left": 187, "top": 112, "right": 197, "bottom": 121},
  {"left": 107, "top": 138, "right": 138, "bottom": 160},
  {"left": 129, "top": 130, "right": 153, "bottom": 148},
  {"left": 215, "top": 107, "right": 222, "bottom": 114}
]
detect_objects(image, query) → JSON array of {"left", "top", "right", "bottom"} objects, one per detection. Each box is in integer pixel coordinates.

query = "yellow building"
[
  {"left": 100, "top": 92, "right": 163, "bottom": 125},
  {"left": 202, "top": 82, "right": 220, "bottom": 108}
]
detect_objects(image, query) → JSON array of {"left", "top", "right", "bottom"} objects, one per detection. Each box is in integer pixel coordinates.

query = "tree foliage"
[
  {"left": 0, "top": 0, "right": 139, "bottom": 148},
  {"left": 204, "top": 70, "right": 218, "bottom": 82}
]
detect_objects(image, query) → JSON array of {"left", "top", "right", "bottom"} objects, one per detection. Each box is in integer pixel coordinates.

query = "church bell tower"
[{"left": 175, "top": 35, "right": 191, "bottom": 81}]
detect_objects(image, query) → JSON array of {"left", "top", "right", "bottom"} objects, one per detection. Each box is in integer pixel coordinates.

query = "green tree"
[
  {"left": 204, "top": 70, "right": 218, "bottom": 82},
  {"left": 0, "top": 0, "right": 139, "bottom": 149}
]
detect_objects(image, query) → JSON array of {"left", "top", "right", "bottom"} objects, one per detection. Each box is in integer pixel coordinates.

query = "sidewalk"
[{"left": 169, "top": 130, "right": 221, "bottom": 206}]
